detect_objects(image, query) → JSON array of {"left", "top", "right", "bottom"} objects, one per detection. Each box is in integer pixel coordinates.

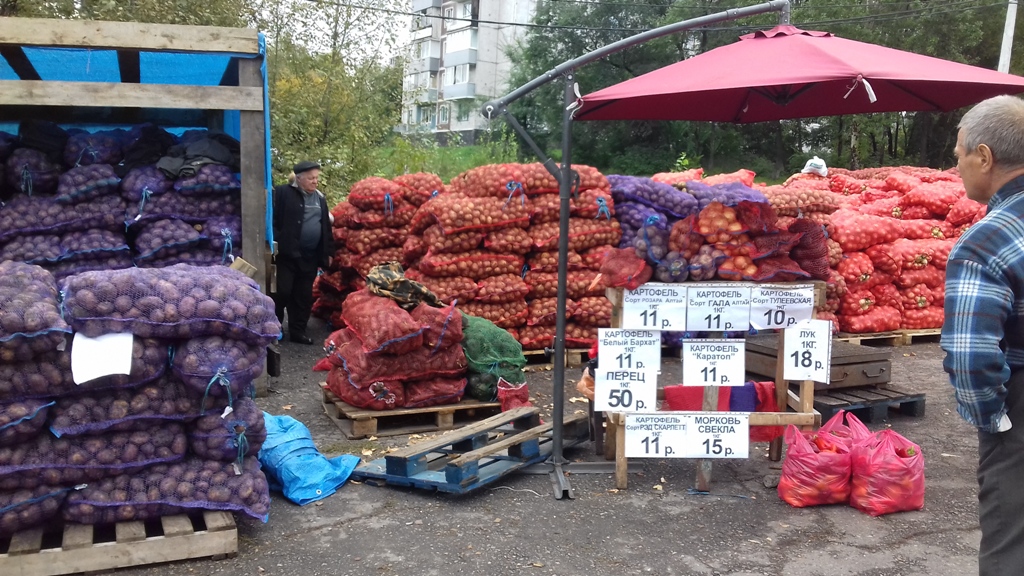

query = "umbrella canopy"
[{"left": 577, "top": 25, "right": 1024, "bottom": 123}]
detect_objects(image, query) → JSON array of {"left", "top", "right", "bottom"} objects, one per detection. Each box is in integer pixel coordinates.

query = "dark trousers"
[
  {"left": 273, "top": 256, "right": 318, "bottom": 338},
  {"left": 978, "top": 369, "right": 1024, "bottom": 576}
]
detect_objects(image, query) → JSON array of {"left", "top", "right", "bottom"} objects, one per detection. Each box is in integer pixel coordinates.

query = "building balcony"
[
  {"left": 443, "top": 48, "right": 476, "bottom": 67},
  {"left": 408, "top": 88, "right": 438, "bottom": 104},
  {"left": 443, "top": 83, "right": 476, "bottom": 100},
  {"left": 412, "top": 0, "right": 442, "bottom": 10},
  {"left": 407, "top": 56, "right": 440, "bottom": 74}
]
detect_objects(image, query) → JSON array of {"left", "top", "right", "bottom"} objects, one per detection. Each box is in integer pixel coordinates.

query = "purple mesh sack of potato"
[
  {"left": 172, "top": 336, "right": 266, "bottom": 400},
  {"left": 133, "top": 218, "right": 203, "bottom": 261},
  {"left": 608, "top": 175, "right": 698, "bottom": 219},
  {"left": 56, "top": 164, "right": 121, "bottom": 204},
  {"left": 0, "top": 399, "right": 53, "bottom": 447},
  {"left": 49, "top": 377, "right": 197, "bottom": 437},
  {"left": 62, "top": 456, "right": 270, "bottom": 524},
  {"left": 0, "top": 234, "right": 64, "bottom": 264},
  {"left": 64, "top": 131, "right": 124, "bottom": 167},
  {"left": 0, "top": 194, "right": 126, "bottom": 242},
  {"left": 125, "top": 190, "right": 240, "bottom": 225},
  {"left": 0, "top": 262, "right": 70, "bottom": 363},
  {"left": 60, "top": 228, "right": 130, "bottom": 261},
  {"left": 139, "top": 248, "right": 225, "bottom": 269},
  {"left": 0, "top": 424, "right": 188, "bottom": 491},
  {"left": 0, "top": 338, "right": 169, "bottom": 402},
  {"left": 187, "top": 398, "right": 266, "bottom": 464},
  {"left": 43, "top": 252, "right": 134, "bottom": 282},
  {"left": 196, "top": 216, "right": 242, "bottom": 263},
  {"left": 121, "top": 165, "right": 173, "bottom": 202},
  {"left": 0, "top": 485, "right": 78, "bottom": 537},
  {"left": 61, "top": 264, "right": 280, "bottom": 343},
  {"left": 173, "top": 164, "right": 241, "bottom": 196},
  {"left": 5, "top": 148, "right": 61, "bottom": 196}
]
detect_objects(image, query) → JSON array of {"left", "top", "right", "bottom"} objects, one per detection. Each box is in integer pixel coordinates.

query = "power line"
[{"left": 540, "top": 0, "right": 981, "bottom": 10}]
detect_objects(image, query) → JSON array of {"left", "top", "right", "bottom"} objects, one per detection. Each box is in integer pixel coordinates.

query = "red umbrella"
[{"left": 577, "top": 25, "right": 1024, "bottom": 123}]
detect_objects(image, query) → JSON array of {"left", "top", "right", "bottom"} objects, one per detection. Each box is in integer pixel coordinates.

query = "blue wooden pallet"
[{"left": 352, "top": 407, "right": 589, "bottom": 494}]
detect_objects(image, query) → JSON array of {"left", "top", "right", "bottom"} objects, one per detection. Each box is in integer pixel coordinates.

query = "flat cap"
[{"left": 293, "top": 161, "right": 321, "bottom": 175}]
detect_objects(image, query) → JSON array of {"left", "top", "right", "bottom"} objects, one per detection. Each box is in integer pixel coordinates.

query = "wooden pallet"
[
  {"left": 522, "top": 348, "right": 588, "bottom": 372},
  {"left": 353, "top": 406, "right": 589, "bottom": 493},
  {"left": 813, "top": 385, "right": 926, "bottom": 423},
  {"left": 836, "top": 328, "right": 941, "bottom": 347},
  {"left": 320, "top": 383, "right": 502, "bottom": 440},
  {"left": 0, "top": 510, "right": 236, "bottom": 576}
]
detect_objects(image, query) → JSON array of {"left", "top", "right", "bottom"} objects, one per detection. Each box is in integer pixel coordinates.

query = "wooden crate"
[
  {"left": 0, "top": 511, "right": 236, "bottom": 576},
  {"left": 745, "top": 333, "right": 892, "bottom": 390},
  {"left": 320, "top": 383, "right": 502, "bottom": 439}
]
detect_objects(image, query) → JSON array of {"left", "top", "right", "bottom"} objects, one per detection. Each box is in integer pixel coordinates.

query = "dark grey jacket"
[{"left": 272, "top": 183, "right": 334, "bottom": 268}]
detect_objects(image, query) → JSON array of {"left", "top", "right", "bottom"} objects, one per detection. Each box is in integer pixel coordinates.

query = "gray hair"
[{"left": 959, "top": 95, "right": 1024, "bottom": 170}]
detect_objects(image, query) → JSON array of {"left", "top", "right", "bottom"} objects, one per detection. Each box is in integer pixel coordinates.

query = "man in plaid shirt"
[{"left": 942, "top": 95, "right": 1024, "bottom": 576}]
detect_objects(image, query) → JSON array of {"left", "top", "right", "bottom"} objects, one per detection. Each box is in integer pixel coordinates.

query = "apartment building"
[{"left": 399, "top": 0, "right": 537, "bottom": 144}]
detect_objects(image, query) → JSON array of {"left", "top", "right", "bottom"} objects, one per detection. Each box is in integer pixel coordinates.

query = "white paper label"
[
  {"left": 624, "top": 412, "right": 750, "bottom": 459},
  {"left": 782, "top": 319, "right": 833, "bottom": 383},
  {"left": 621, "top": 283, "right": 687, "bottom": 331},
  {"left": 681, "top": 339, "right": 745, "bottom": 387},
  {"left": 684, "top": 283, "right": 751, "bottom": 332},
  {"left": 749, "top": 284, "right": 815, "bottom": 330},
  {"left": 71, "top": 332, "right": 134, "bottom": 385},
  {"left": 595, "top": 329, "right": 660, "bottom": 412}
]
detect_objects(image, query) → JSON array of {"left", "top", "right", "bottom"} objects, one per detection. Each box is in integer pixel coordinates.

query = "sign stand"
[{"left": 603, "top": 283, "right": 824, "bottom": 490}]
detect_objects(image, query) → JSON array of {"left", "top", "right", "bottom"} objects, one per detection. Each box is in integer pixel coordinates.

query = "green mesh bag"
[{"left": 461, "top": 314, "right": 526, "bottom": 391}]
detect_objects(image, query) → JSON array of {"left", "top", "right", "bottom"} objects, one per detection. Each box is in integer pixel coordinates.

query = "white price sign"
[
  {"left": 684, "top": 283, "right": 751, "bottom": 332},
  {"left": 749, "top": 284, "right": 815, "bottom": 330},
  {"left": 783, "top": 319, "right": 833, "bottom": 383},
  {"left": 625, "top": 412, "right": 750, "bottom": 459},
  {"left": 595, "top": 329, "right": 660, "bottom": 412},
  {"left": 621, "top": 283, "right": 687, "bottom": 331},
  {"left": 682, "top": 339, "right": 745, "bottom": 387}
]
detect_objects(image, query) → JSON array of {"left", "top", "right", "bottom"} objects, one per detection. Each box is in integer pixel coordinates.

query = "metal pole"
[
  {"left": 999, "top": 0, "right": 1018, "bottom": 74},
  {"left": 481, "top": 0, "right": 791, "bottom": 118}
]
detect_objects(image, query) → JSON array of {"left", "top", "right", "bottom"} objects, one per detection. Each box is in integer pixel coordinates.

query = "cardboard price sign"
[
  {"left": 595, "top": 329, "right": 660, "bottom": 412},
  {"left": 624, "top": 412, "right": 750, "bottom": 459},
  {"left": 684, "top": 283, "right": 751, "bottom": 332},
  {"left": 621, "top": 283, "right": 687, "bottom": 331},
  {"left": 749, "top": 284, "right": 815, "bottom": 330}
]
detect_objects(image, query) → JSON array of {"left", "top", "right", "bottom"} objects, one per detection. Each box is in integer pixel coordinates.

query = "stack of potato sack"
[
  {"left": 323, "top": 289, "right": 468, "bottom": 410},
  {"left": 313, "top": 174, "right": 442, "bottom": 326},
  {"left": 0, "top": 264, "right": 278, "bottom": 536},
  {"left": 515, "top": 163, "right": 620, "bottom": 352}
]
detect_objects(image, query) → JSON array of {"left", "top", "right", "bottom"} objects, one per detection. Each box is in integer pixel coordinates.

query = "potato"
[
  {"left": 0, "top": 194, "right": 126, "bottom": 243},
  {"left": 56, "top": 164, "right": 121, "bottom": 204},
  {"left": 0, "top": 484, "right": 71, "bottom": 537},
  {"left": 173, "top": 164, "right": 241, "bottom": 197},
  {"left": 50, "top": 376, "right": 196, "bottom": 437},
  {"left": 120, "top": 165, "right": 172, "bottom": 202},
  {"left": 0, "top": 399, "right": 52, "bottom": 447},
  {"left": 172, "top": 337, "right": 265, "bottom": 399}
]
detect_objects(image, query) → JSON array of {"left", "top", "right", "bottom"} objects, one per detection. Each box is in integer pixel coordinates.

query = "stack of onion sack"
[
  {"left": 323, "top": 289, "right": 468, "bottom": 410},
  {"left": 515, "top": 163, "right": 619, "bottom": 351}
]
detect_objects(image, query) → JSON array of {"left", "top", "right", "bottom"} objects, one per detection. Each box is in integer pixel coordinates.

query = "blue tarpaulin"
[{"left": 0, "top": 36, "right": 274, "bottom": 244}]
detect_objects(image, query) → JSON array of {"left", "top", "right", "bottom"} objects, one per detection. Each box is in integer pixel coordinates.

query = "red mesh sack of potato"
[
  {"left": 830, "top": 210, "right": 903, "bottom": 252},
  {"left": 406, "top": 270, "right": 478, "bottom": 304},
  {"left": 524, "top": 271, "right": 558, "bottom": 299},
  {"left": 651, "top": 168, "right": 704, "bottom": 186},
  {"left": 341, "top": 289, "right": 425, "bottom": 355},
  {"left": 581, "top": 246, "right": 612, "bottom": 270},
  {"left": 735, "top": 200, "right": 779, "bottom": 235},
  {"left": 484, "top": 227, "right": 533, "bottom": 255},
  {"left": 830, "top": 174, "right": 869, "bottom": 195},
  {"left": 702, "top": 169, "right": 755, "bottom": 187},
  {"left": 898, "top": 182, "right": 960, "bottom": 217},
  {"left": 565, "top": 323, "right": 598, "bottom": 348},
  {"left": 331, "top": 202, "right": 359, "bottom": 229},
  {"left": 475, "top": 274, "right": 530, "bottom": 304},
  {"left": 350, "top": 204, "right": 416, "bottom": 230},
  {"left": 331, "top": 339, "right": 467, "bottom": 387},
  {"left": 573, "top": 297, "right": 612, "bottom": 327},
  {"left": 348, "top": 177, "right": 405, "bottom": 212},
  {"left": 838, "top": 306, "right": 901, "bottom": 333},
  {"left": 901, "top": 306, "right": 944, "bottom": 329},
  {"left": 528, "top": 250, "right": 583, "bottom": 273},
  {"left": 354, "top": 247, "right": 405, "bottom": 277},
  {"left": 946, "top": 196, "right": 986, "bottom": 227},
  {"left": 520, "top": 162, "right": 560, "bottom": 194},
  {"left": 518, "top": 325, "right": 555, "bottom": 350},
  {"left": 448, "top": 163, "right": 526, "bottom": 199},
  {"left": 419, "top": 251, "right": 525, "bottom": 280},
  {"left": 598, "top": 248, "right": 652, "bottom": 291},
  {"left": 410, "top": 302, "right": 463, "bottom": 351},
  {"left": 461, "top": 300, "right": 528, "bottom": 328},
  {"left": 528, "top": 193, "right": 571, "bottom": 224},
  {"left": 409, "top": 199, "right": 439, "bottom": 234},
  {"left": 403, "top": 377, "right": 466, "bottom": 408},
  {"left": 402, "top": 235, "right": 427, "bottom": 266},
  {"left": 429, "top": 195, "right": 532, "bottom": 234},
  {"left": 668, "top": 216, "right": 705, "bottom": 259},
  {"left": 575, "top": 188, "right": 615, "bottom": 219},
  {"left": 526, "top": 298, "right": 576, "bottom": 327},
  {"left": 530, "top": 218, "right": 622, "bottom": 252},
  {"left": 346, "top": 227, "right": 404, "bottom": 256},
  {"left": 393, "top": 172, "right": 444, "bottom": 206},
  {"left": 423, "top": 225, "right": 484, "bottom": 254},
  {"left": 859, "top": 197, "right": 901, "bottom": 218},
  {"left": 567, "top": 270, "right": 603, "bottom": 300},
  {"left": 850, "top": 429, "right": 925, "bottom": 516},
  {"left": 327, "top": 368, "right": 405, "bottom": 410},
  {"left": 895, "top": 265, "right": 944, "bottom": 289},
  {"left": 884, "top": 172, "right": 921, "bottom": 194}
]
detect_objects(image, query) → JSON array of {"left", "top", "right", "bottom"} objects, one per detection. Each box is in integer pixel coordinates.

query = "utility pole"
[{"left": 999, "top": 0, "right": 1018, "bottom": 73}]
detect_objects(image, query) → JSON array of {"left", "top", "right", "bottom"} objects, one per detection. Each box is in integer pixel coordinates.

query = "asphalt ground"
[{"left": 119, "top": 318, "right": 981, "bottom": 576}]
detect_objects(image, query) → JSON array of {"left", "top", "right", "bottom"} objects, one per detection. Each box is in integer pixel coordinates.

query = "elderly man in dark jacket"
[{"left": 272, "top": 161, "right": 334, "bottom": 344}]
